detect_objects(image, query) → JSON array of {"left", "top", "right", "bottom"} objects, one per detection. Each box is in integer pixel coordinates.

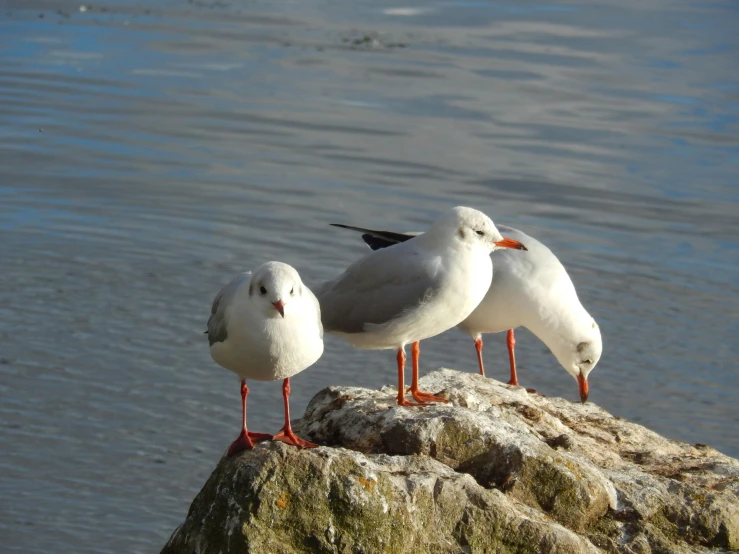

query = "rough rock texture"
[{"left": 163, "top": 369, "right": 739, "bottom": 554}]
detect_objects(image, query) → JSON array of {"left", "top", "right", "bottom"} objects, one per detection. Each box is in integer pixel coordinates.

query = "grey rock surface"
[{"left": 163, "top": 369, "right": 739, "bottom": 553}]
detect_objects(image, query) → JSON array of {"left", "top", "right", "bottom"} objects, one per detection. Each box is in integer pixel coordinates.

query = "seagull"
[
  {"left": 315, "top": 206, "right": 527, "bottom": 406},
  {"left": 330, "top": 223, "right": 601, "bottom": 403},
  {"left": 207, "top": 261, "right": 324, "bottom": 455}
]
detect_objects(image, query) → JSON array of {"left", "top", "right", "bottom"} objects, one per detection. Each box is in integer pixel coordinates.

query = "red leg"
[
  {"left": 409, "top": 341, "right": 447, "bottom": 404},
  {"left": 474, "top": 336, "right": 485, "bottom": 377},
  {"left": 505, "top": 330, "right": 538, "bottom": 393},
  {"left": 506, "top": 329, "right": 520, "bottom": 386},
  {"left": 273, "top": 378, "right": 317, "bottom": 449},
  {"left": 395, "top": 347, "right": 419, "bottom": 406},
  {"left": 228, "top": 380, "right": 272, "bottom": 456}
]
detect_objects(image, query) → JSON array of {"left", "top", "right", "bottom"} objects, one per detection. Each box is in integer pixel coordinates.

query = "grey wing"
[
  {"left": 493, "top": 225, "right": 568, "bottom": 287},
  {"left": 315, "top": 246, "right": 442, "bottom": 334},
  {"left": 206, "top": 272, "right": 251, "bottom": 346}
]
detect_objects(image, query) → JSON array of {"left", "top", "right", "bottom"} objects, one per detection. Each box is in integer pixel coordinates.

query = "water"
[{"left": 1, "top": 0, "right": 737, "bottom": 551}]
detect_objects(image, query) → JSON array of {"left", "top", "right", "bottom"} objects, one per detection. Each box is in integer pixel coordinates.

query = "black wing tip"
[{"left": 361, "top": 234, "right": 394, "bottom": 251}]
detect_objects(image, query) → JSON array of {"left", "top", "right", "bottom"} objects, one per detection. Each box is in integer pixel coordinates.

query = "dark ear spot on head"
[
  {"left": 248, "top": 285, "right": 253, "bottom": 296},
  {"left": 458, "top": 227, "right": 465, "bottom": 239},
  {"left": 577, "top": 342, "right": 588, "bottom": 353}
]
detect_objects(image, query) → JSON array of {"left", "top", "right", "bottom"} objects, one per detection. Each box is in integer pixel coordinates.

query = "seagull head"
[
  {"left": 249, "top": 261, "right": 305, "bottom": 319},
  {"left": 425, "top": 206, "right": 528, "bottom": 253},
  {"left": 556, "top": 319, "right": 602, "bottom": 403}
]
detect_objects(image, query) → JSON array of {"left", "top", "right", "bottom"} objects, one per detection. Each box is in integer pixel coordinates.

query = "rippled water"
[{"left": 1, "top": 0, "right": 737, "bottom": 551}]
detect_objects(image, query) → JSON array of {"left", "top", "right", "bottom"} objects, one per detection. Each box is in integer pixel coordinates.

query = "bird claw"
[
  {"left": 410, "top": 389, "right": 448, "bottom": 404},
  {"left": 227, "top": 432, "right": 255, "bottom": 456},
  {"left": 273, "top": 428, "right": 318, "bottom": 449},
  {"left": 396, "top": 395, "right": 423, "bottom": 407},
  {"left": 226, "top": 430, "right": 274, "bottom": 456}
]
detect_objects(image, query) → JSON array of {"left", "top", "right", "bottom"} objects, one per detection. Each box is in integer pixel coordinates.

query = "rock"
[
  {"left": 162, "top": 443, "right": 599, "bottom": 554},
  {"left": 162, "top": 369, "right": 739, "bottom": 553}
]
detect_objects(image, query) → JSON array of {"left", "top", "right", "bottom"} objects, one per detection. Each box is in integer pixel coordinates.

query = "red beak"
[
  {"left": 494, "top": 237, "right": 528, "bottom": 251},
  {"left": 577, "top": 372, "right": 589, "bottom": 403},
  {"left": 272, "top": 300, "right": 285, "bottom": 318}
]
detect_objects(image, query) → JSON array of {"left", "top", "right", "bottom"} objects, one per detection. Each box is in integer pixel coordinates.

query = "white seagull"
[
  {"left": 207, "top": 261, "right": 324, "bottom": 455},
  {"left": 316, "top": 206, "right": 527, "bottom": 406},
  {"left": 331, "top": 223, "right": 601, "bottom": 403}
]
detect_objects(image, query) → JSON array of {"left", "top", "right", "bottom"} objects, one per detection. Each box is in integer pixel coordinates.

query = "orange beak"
[
  {"left": 272, "top": 300, "right": 285, "bottom": 318},
  {"left": 577, "top": 372, "right": 589, "bottom": 403},
  {"left": 494, "top": 237, "right": 528, "bottom": 251}
]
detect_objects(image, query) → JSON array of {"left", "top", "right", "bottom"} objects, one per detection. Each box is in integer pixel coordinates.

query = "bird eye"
[
  {"left": 582, "top": 359, "right": 593, "bottom": 365},
  {"left": 259, "top": 286, "right": 267, "bottom": 295},
  {"left": 475, "top": 230, "right": 484, "bottom": 236},
  {"left": 290, "top": 287, "right": 294, "bottom": 295}
]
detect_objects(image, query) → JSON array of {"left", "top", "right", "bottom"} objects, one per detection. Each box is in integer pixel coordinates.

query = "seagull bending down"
[
  {"left": 207, "top": 261, "right": 324, "bottom": 455},
  {"left": 316, "top": 206, "right": 527, "bottom": 406},
  {"left": 332, "top": 223, "right": 601, "bottom": 402}
]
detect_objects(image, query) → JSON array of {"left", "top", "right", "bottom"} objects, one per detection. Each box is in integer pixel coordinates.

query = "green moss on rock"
[
  {"left": 162, "top": 369, "right": 739, "bottom": 553},
  {"left": 162, "top": 443, "right": 597, "bottom": 554}
]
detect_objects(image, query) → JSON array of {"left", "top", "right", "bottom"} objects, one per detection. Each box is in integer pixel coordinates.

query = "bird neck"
[{"left": 525, "top": 295, "right": 592, "bottom": 360}]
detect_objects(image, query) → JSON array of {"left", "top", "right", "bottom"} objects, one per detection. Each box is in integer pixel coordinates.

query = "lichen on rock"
[{"left": 162, "top": 369, "right": 739, "bottom": 553}]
